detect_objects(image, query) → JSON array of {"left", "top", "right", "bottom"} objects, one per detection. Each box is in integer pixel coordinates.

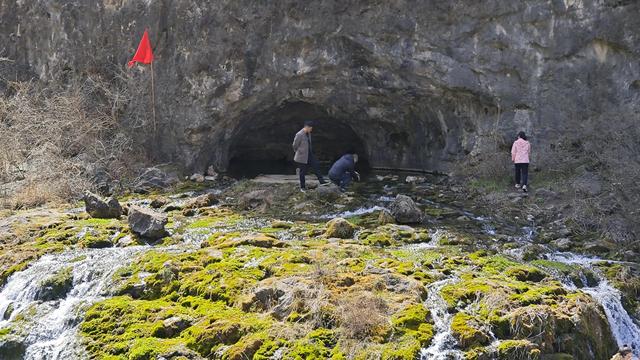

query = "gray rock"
[
  {"left": 133, "top": 168, "right": 179, "bottom": 194},
  {"left": 389, "top": 195, "right": 423, "bottom": 224},
  {"left": 238, "top": 190, "right": 273, "bottom": 211},
  {"left": 314, "top": 184, "right": 342, "bottom": 202},
  {"left": 127, "top": 205, "right": 168, "bottom": 240},
  {"left": 83, "top": 191, "right": 122, "bottom": 219}
]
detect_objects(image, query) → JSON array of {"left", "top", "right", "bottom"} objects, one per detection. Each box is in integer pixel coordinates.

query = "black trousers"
[
  {"left": 296, "top": 154, "right": 324, "bottom": 189},
  {"left": 515, "top": 163, "right": 529, "bottom": 186}
]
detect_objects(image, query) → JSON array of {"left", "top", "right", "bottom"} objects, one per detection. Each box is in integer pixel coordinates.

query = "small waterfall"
[
  {"left": 548, "top": 253, "right": 640, "bottom": 358},
  {"left": 0, "top": 246, "right": 147, "bottom": 360},
  {"left": 420, "top": 278, "right": 464, "bottom": 360}
]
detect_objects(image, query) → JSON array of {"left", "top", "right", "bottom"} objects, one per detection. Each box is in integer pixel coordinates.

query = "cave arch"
[{"left": 227, "top": 101, "right": 369, "bottom": 178}]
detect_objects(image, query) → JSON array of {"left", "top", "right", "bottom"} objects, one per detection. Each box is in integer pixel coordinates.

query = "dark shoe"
[{"left": 319, "top": 179, "right": 328, "bottom": 186}]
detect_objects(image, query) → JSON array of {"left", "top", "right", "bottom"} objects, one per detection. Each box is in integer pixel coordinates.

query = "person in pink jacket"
[{"left": 511, "top": 131, "right": 531, "bottom": 192}]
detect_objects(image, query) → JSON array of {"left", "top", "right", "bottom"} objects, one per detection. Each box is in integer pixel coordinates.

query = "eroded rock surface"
[{"left": 1, "top": 1, "right": 638, "bottom": 172}]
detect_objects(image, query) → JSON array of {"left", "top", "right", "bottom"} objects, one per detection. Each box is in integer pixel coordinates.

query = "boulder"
[
  {"left": 324, "top": 217, "right": 356, "bottom": 239},
  {"left": 127, "top": 205, "right": 168, "bottom": 240},
  {"left": 83, "top": 191, "right": 122, "bottom": 219},
  {"left": 133, "top": 167, "right": 179, "bottom": 194},
  {"left": 314, "top": 184, "right": 342, "bottom": 201},
  {"left": 238, "top": 190, "right": 273, "bottom": 212},
  {"left": 389, "top": 195, "right": 423, "bottom": 224}
]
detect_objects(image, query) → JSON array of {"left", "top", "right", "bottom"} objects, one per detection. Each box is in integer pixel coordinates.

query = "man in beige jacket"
[{"left": 292, "top": 120, "right": 327, "bottom": 191}]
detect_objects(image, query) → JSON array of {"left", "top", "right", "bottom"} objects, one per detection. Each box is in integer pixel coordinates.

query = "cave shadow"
[{"left": 227, "top": 101, "right": 369, "bottom": 179}]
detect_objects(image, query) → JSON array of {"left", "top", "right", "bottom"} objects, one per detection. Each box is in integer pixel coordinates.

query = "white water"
[
  {"left": 548, "top": 252, "right": 640, "bottom": 358},
  {"left": 420, "top": 278, "right": 464, "bottom": 360},
  {"left": 0, "top": 247, "right": 147, "bottom": 360},
  {"left": 320, "top": 205, "right": 385, "bottom": 219}
]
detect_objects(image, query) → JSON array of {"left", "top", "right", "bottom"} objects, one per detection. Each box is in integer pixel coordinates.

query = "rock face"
[
  {"left": 389, "top": 195, "right": 423, "bottom": 224},
  {"left": 83, "top": 192, "right": 122, "bottom": 219},
  {"left": 1, "top": 1, "right": 638, "bottom": 173},
  {"left": 127, "top": 205, "right": 168, "bottom": 240}
]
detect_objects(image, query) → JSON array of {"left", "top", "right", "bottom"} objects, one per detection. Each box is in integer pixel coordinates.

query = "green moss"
[
  {"left": 288, "top": 328, "right": 344, "bottom": 360},
  {"left": 391, "top": 304, "right": 434, "bottom": 347},
  {"left": 451, "top": 312, "right": 490, "bottom": 349},
  {"left": 496, "top": 340, "right": 540, "bottom": 360},
  {"left": 505, "top": 265, "right": 546, "bottom": 282}
]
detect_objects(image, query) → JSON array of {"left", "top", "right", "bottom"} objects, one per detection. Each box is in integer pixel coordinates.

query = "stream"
[{"left": 0, "top": 180, "right": 638, "bottom": 359}]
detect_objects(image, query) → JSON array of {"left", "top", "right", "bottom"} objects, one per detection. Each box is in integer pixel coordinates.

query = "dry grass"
[
  {"left": 0, "top": 78, "right": 140, "bottom": 208},
  {"left": 337, "top": 291, "right": 389, "bottom": 340}
]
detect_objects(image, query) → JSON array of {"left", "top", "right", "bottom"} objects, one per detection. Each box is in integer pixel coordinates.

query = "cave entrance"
[{"left": 227, "top": 101, "right": 369, "bottom": 179}]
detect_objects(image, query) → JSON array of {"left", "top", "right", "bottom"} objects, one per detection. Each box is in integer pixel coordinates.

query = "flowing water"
[
  {"left": 0, "top": 247, "right": 148, "bottom": 360},
  {"left": 548, "top": 253, "right": 640, "bottom": 358},
  {"left": 420, "top": 278, "right": 464, "bottom": 360}
]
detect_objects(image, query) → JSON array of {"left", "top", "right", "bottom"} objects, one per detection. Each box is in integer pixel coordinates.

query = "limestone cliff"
[{"left": 1, "top": 0, "right": 638, "bottom": 172}]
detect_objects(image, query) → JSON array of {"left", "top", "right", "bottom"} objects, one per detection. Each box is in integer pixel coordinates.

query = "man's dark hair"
[
  {"left": 518, "top": 131, "right": 527, "bottom": 141},
  {"left": 304, "top": 120, "right": 314, "bottom": 127}
]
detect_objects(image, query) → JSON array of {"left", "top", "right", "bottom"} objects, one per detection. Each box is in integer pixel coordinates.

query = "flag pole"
[{"left": 150, "top": 61, "right": 157, "bottom": 134}]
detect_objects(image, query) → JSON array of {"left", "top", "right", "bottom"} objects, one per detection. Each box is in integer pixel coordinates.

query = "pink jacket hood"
[{"left": 511, "top": 138, "right": 531, "bottom": 164}]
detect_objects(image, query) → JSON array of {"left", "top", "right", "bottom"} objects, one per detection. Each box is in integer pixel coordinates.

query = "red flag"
[{"left": 128, "top": 30, "right": 154, "bottom": 67}]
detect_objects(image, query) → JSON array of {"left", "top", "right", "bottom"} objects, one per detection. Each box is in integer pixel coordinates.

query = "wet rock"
[
  {"left": 3, "top": 303, "right": 13, "bottom": 320},
  {"left": 83, "top": 191, "right": 122, "bottom": 219},
  {"left": 35, "top": 267, "right": 73, "bottom": 301},
  {"left": 0, "top": 337, "right": 26, "bottom": 360},
  {"left": 389, "top": 195, "right": 423, "bottom": 224},
  {"left": 324, "top": 217, "right": 356, "bottom": 239},
  {"left": 133, "top": 167, "right": 179, "bottom": 194},
  {"left": 127, "top": 205, "right": 168, "bottom": 240},
  {"left": 153, "top": 316, "right": 193, "bottom": 338}
]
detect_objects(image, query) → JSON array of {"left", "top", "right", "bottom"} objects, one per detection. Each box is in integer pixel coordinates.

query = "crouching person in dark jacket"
[{"left": 328, "top": 153, "right": 360, "bottom": 191}]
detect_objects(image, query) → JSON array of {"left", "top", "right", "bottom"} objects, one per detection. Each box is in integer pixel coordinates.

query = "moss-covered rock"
[
  {"left": 35, "top": 266, "right": 73, "bottom": 301},
  {"left": 324, "top": 218, "right": 356, "bottom": 239},
  {"left": 451, "top": 312, "right": 490, "bottom": 349}
]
